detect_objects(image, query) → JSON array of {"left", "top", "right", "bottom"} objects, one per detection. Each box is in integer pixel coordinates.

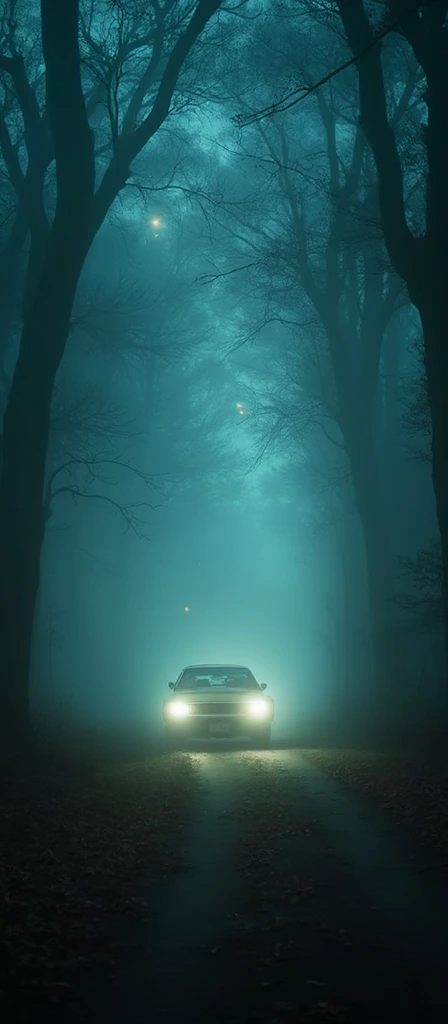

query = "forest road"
[{"left": 71, "top": 748, "right": 448, "bottom": 1024}]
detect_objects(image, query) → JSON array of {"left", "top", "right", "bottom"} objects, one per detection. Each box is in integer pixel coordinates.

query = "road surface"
[{"left": 66, "top": 747, "right": 448, "bottom": 1023}]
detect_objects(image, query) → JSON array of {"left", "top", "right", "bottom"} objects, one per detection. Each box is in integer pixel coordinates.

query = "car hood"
[{"left": 165, "top": 688, "right": 273, "bottom": 705}]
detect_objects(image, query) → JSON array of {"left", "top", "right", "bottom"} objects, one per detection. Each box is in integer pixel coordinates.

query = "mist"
[
  {"left": 0, "top": 1, "right": 445, "bottom": 752},
  {"left": 2, "top": 4, "right": 448, "bottom": 1022}
]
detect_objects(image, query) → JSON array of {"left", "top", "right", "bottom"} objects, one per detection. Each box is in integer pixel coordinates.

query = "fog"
[{"left": 0, "top": 0, "right": 446, "bottom": 750}]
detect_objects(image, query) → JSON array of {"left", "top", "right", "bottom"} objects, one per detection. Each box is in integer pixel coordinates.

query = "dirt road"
[{"left": 68, "top": 747, "right": 448, "bottom": 1023}]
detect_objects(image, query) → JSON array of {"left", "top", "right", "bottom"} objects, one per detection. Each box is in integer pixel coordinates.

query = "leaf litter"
[
  {"left": 0, "top": 750, "right": 195, "bottom": 1016},
  {"left": 301, "top": 749, "right": 448, "bottom": 863},
  {"left": 215, "top": 755, "right": 349, "bottom": 1023}
]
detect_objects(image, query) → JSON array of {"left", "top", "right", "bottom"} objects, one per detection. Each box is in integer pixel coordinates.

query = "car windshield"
[{"left": 176, "top": 668, "right": 260, "bottom": 691}]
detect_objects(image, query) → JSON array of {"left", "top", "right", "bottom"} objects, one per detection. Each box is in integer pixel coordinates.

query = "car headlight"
[
  {"left": 167, "top": 701, "right": 191, "bottom": 719},
  {"left": 248, "top": 700, "right": 269, "bottom": 719}
]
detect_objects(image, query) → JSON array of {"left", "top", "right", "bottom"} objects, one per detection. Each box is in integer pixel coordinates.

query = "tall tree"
[
  {"left": 334, "top": 0, "right": 448, "bottom": 698},
  {"left": 271, "top": 112, "right": 402, "bottom": 708},
  {"left": 215, "top": 78, "right": 404, "bottom": 710},
  {"left": 0, "top": 0, "right": 223, "bottom": 743}
]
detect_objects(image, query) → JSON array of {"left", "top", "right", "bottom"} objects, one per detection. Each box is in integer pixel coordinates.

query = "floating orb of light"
[
  {"left": 150, "top": 216, "right": 161, "bottom": 228},
  {"left": 184, "top": 606, "right": 191, "bottom": 613}
]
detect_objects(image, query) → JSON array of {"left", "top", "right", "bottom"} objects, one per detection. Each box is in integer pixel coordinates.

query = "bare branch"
[
  {"left": 232, "top": 0, "right": 440, "bottom": 126},
  {"left": 47, "top": 486, "right": 162, "bottom": 537},
  {"left": 92, "top": 0, "right": 223, "bottom": 230},
  {"left": 44, "top": 452, "right": 167, "bottom": 537},
  {"left": 233, "top": 13, "right": 398, "bottom": 127}
]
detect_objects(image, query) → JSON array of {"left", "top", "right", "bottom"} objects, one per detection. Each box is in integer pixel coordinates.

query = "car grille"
[{"left": 189, "top": 702, "right": 247, "bottom": 716}]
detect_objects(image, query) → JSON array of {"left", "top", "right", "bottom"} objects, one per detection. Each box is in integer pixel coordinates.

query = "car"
[{"left": 163, "top": 664, "right": 274, "bottom": 749}]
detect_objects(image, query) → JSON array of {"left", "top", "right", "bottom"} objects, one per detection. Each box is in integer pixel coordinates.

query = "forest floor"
[
  {"left": 1, "top": 734, "right": 448, "bottom": 1023},
  {"left": 301, "top": 747, "right": 448, "bottom": 864},
  {"left": 0, "top": 725, "right": 196, "bottom": 1020}
]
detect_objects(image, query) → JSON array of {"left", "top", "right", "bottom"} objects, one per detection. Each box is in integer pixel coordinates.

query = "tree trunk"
[
  {"left": 0, "top": 219, "right": 90, "bottom": 743},
  {"left": 333, "top": 518, "right": 352, "bottom": 708},
  {"left": 345, "top": 413, "right": 397, "bottom": 719},
  {"left": 419, "top": 294, "right": 448, "bottom": 703},
  {"left": 326, "top": 309, "right": 396, "bottom": 714}
]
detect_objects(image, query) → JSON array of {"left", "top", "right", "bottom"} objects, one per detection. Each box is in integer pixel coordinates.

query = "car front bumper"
[
  {"left": 164, "top": 696, "right": 274, "bottom": 740},
  {"left": 164, "top": 713, "right": 273, "bottom": 739}
]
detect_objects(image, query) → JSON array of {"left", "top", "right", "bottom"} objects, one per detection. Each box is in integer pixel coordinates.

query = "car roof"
[{"left": 181, "top": 664, "right": 251, "bottom": 672}]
